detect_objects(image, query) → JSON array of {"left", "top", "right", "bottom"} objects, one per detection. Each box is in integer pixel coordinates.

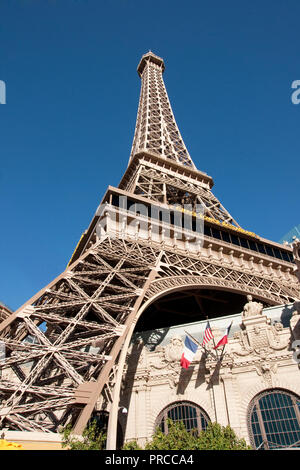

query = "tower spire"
[{"left": 130, "top": 52, "right": 196, "bottom": 169}]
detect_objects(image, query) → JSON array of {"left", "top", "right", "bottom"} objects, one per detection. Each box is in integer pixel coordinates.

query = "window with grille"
[
  {"left": 156, "top": 401, "right": 210, "bottom": 434},
  {"left": 248, "top": 389, "right": 300, "bottom": 449}
]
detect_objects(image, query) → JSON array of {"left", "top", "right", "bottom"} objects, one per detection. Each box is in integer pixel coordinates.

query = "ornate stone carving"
[
  {"left": 292, "top": 239, "right": 300, "bottom": 282},
  {"left": 231, "top": 330, "right": 253, "bottom": 356},
  {"left": 238, "top": 297, "right": 292, "bottom": 354},
  {"left": 254, "top": 360, "right": 278, "bottom": 386},
  {"left": 266, "top": 321, "right": 291, "bottom": 351},
  {"left": 148, "top": 349, "right": 168, "bottom": 370},
  {"left": 147, "top": 336, "right": 185, "bottom": 373},
  {"left": 292, "top": 239, "right": 300, "bottom": 261},
  {"left": 290, "top": 303, "right": 300, "bottom": 341},
  {"left": 251, "top": 327, "right": 269, "bottom": 349},
  {"left": 242, "top": 317, "right": 270, "bottom": 350},
  {"left": 163, "top": 336, "right": 184, "bottom": 363},
  {"left": 253, "top": 347, "right": 272, "bottom": 359},
  {"left": 242, "top": 295, "right": 263, "bottom": 319}
]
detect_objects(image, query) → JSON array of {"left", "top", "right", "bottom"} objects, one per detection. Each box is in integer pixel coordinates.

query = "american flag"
[{"left": 202, "top": 321, "right": 214, "bottom": 346}]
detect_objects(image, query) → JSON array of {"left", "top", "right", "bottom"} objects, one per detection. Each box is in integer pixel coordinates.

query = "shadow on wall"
[
  {"left": 280, "top": 304, "right": 294, "bottom": 328},
  {"left": 205, "top": 361, "right": 221, "bottom": 390},
  {"left": 133, "top": 327, "right": 170, "bottom": 351},
  {"left": 176, "top": 365, "right": 195, "bottom": 395},
  {"left": 119, "top": 340, "right": 144, "bottom": 445},
  {"left": 176, "top": 352, "right": 208, "bottom": 394},
  {"left": 195, "top": 352, "right": 208, "bottom": 389},
  {"left": 118, "top": 328, "right": 170, "bottom": 445}
]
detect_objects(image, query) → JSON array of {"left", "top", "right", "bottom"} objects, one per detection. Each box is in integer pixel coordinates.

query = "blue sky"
[{"left": 1, "top": 0, "right": 299, "bottom": 311}]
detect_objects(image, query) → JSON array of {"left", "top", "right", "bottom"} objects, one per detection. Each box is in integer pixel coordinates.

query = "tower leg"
[{"left": 72, "top": 258, "right": 162, "bottom": 437}]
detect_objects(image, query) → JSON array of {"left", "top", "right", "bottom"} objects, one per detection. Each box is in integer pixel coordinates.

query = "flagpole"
[
  {"left": 184, "top": 329, "right": 212, "bottom": 360},
  {"left": 208, "top": 320, "right": 219, "bottom": 361},
  {"left": 219, "top": 321, "right": 233, "bottom": 362},
  {"left": 184, "top": 330, "right": 201, "bottom": 348},
  {"left": 184, "top": 321, "right": 219, "bottom": 361},
  {"left": 219, "top": 344, "right": 226, "bottom": 361},
  {"left": 202, "top": 343, "right": 210, "bottom": 358},
  {"left": 199, "top": 320, "right": 218, "bottom": 361}
]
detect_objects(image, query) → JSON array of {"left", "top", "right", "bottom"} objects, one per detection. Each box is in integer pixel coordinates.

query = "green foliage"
[
  {"left": 195, "top": 422, "right": 251, "bottom": 450},
  {"left": 145, "top": 420, "right": 198, "bottom": 450},
  {"left": 122, "top": 420, "right": 252, "bottom": 451},
  {"left": 61, "top": 419, "right": 251, "bottom": 451},
  {"left": 122, "top": 440, "right": 143, "bottom": 450},
  {"left": 60, "top": 421, "right": 107, "bottom": 450}
]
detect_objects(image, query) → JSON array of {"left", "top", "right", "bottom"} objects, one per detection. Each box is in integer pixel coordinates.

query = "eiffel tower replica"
[{"left": 0, "top": 52, "right": 299, "bottom": 437}]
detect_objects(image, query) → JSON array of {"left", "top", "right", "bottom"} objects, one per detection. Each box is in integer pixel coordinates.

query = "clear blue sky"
[{"left": 1, "top": 0, "right": 299, "bottom": 311}]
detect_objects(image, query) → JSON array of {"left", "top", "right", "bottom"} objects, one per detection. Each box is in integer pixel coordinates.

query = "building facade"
[
  {"left": 120, "top": 301, "right": 300, "bottom": 449},
  {"left": 0, "top": 302, "right": 12, "bottom": 324}
]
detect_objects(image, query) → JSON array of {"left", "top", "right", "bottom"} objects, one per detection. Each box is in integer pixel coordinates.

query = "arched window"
[
  {"left": 156, "top": 401, "right": 210, "bottom": 434},
  {"left": 248, "top": 389, "right": 300, "bottom": 449}
]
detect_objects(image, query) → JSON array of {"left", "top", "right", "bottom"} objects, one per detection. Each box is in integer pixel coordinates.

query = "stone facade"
[
  {"left": 120, "top": 301, "right": 300, "bottom": 447},
  {"left": 0, "top": 302, "right": 12, "bottom": 324}
]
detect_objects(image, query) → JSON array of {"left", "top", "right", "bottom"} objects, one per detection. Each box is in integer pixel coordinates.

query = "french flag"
[
  {"left": 213, "top": 322, "right": 233, "bottom": 349},
  {"left": 180, "top": 335, "right": 198, "bottom": 369}
]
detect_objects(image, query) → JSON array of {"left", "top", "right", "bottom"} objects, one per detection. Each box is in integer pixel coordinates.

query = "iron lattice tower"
[{"left": 0, "top": 52, "right": 299, "bottom": 435}]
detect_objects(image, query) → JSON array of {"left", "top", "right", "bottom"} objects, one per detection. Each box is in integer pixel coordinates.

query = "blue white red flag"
[
  {"left": 213, "top": 322, "right": 233, "bottom": 349},
  {"left": 180, "top": 335, "right": 198, "bottom": 369}
]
